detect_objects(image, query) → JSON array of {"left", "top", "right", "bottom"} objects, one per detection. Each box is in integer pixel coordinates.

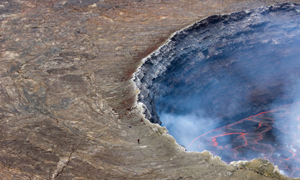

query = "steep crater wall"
[{"left": 134, "top": 3, "right": 300, "bottom": 177}]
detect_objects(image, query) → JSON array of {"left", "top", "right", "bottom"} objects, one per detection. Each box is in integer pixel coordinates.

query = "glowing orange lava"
[{"left": 187, "top": 102, "right": 300, "bottom": 177}]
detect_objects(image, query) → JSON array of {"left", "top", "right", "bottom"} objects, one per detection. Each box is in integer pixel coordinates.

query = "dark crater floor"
[{"left": 134, "top": 3, "right": 300, "bottom": 177}]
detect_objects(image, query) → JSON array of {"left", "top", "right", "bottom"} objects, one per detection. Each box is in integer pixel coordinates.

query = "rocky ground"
[{"left": 1, "top": 0, "right": 300, "bottom": 179}]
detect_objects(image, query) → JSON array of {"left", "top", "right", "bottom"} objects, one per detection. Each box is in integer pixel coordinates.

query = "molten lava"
[{"left": 186, "top": 102, "right": 300, "bottom": 177}]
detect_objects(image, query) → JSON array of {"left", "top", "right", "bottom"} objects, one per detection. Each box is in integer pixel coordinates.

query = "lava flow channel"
[{"left": 186, "top": 102, "right": 300, "bottom": 177}]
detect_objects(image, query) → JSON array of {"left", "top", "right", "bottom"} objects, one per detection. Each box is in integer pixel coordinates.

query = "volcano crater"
[{"left": 134, "top": 3, "right": 300, "bottom": 177}]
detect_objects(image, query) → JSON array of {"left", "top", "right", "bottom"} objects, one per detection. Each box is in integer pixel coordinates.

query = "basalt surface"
[{"left": 1, "top": 0, "right": 300, "bottom": 180}]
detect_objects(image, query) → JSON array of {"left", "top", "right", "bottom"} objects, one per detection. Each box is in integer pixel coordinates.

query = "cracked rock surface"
[{"left": 1, "top": 0, "right": 300, "bottom": 179}]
